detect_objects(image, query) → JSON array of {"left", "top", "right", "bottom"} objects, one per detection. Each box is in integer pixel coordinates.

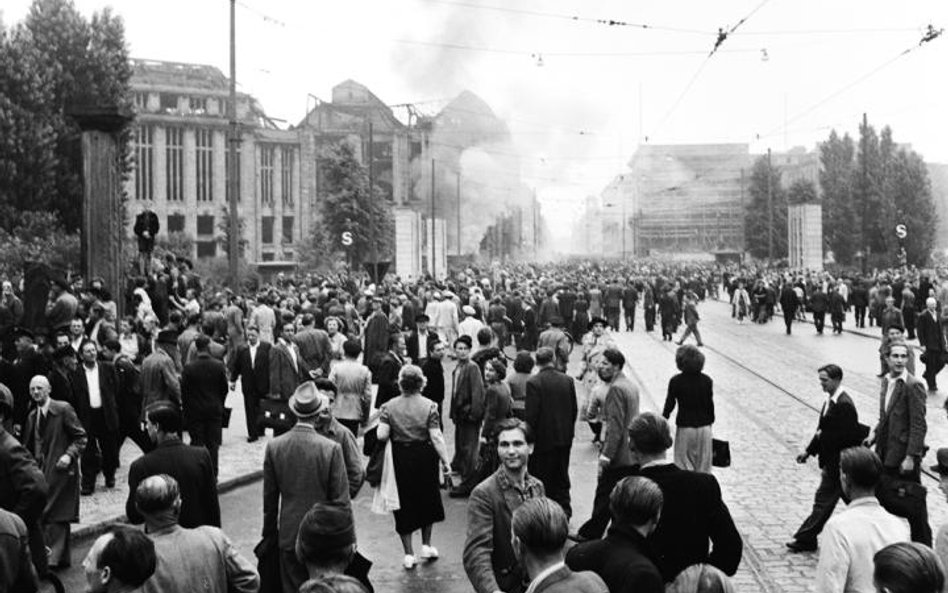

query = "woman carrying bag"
[{"left": 376, "top": 365, "right": 451, "bottom": 570}]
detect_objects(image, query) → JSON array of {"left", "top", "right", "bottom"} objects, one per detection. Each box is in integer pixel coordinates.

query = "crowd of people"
[{"left": 0, "top": 256, "right": 947, "bottom": 593}]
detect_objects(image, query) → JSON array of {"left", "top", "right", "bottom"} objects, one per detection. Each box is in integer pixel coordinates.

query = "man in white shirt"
[
  {"left": 75, "top": 340, "right": 121, "bottom": 494},
  {"left": 814, "top": 447, "right": 909, "bottom": 593}
]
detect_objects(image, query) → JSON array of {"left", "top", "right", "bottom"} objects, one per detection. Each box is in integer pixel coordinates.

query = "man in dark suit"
[
  {"left": 809, "top": 285, "right": 829, "bottom": 335},
  {"left": 865, "top": 340, "right": 931, "bottom": 544},
  {"left": 294, "top": 314, "right": 332, "bottom": 379},
  {"left": 181, "top": 335, "right": 228, "bottom": 476},
  {"left": 525, "top": 347, "right": 577, "bottom": 517},
  {"left": 228, "top": 325, "right": 271, "bottom": 442},
  {"left": 263, "top": 382, "right": 349, "bottom": 593},
  {"left": 23, "top": 375, "right": 86, "bottom": 570},
  {"left": 72, "top": 339, "right": 120, "bottom": 494},
  {"left": 779, "top": 282, "right": 799, "bottom": 335},
  {"left": 374, "top": 332, "right": 406, "bottom": 409},
  {"left": 126, "top": 403, "right": 220, "bottom": 528},
  {"left": 513, "top": 497, "right": 609, "bottom": 593},
  {"left": 629, "top": 412, "right": 742, "bottom": 582},
  {"left": 421, "top": 341, "right": 446, "bottom": 428},
  {"left": 406, "top": 314, "right": 438, "bottom": 366},
  {"left": 917, "top": 297, "right": 946, "bottom": 392},
  {"left": 8, "top": 327, "right": 49, "bottom": 434},
  {"left": 270, "top": 322, "right": 309, "bottom": 401},
  {"left": 787, "top": 364, "right": 865, "bottom": 552},
  {"left": 566, "top": 476, "right": 664, "bottom": 593}
]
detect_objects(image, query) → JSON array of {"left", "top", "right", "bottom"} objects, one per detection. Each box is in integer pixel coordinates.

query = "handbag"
[
  {"left": 257, "top": 398, "right": 294, "bottom": 434},
  {"left": 221, "top": 406, "right": 232, "bottom": 429},
  {"left": 371, "top": 440, "right": 400, "bottom": 514},
  {"left": 712, "top": 438, "right": 731, "bottom": 468},
  {"left": 876, "top": 473, "right": 927, "bottom": 520},
  {"left": 365, "top": 441, "right": 384, "bottom": 488}
]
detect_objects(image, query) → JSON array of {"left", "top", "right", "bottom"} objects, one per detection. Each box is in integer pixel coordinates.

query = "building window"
[
  {"left": 225, "top": 144, "right": 241, "bottom": 202},
  {"left": 160, "top": 93, "right": 178, "bottom": 113},
  {"left": 282, "top": 216, "right": 294, "bottom": 243},
  {"left": 196, "top": 240, "right": 217, "bottom": 258},
  {"left": 261, "top": 252, "right": 275, "bottom": 262},
  {"left": 195, "top": 129, "right": 213, "bottom": 202},
  {"left": 260, "top": 146, "right": 274, "bottom": 205},
  {"left": 261, "top": 216, "right": 274, "bottom": 244},
  {"left": 167, "top": 213, "right": 185, "bottom": 233},
  {"left": 281, "top": 146, "right": 293, "bottom": 206},
  {"left": 133, "top": 126, "right": 153, "bottom": 201},
  {"left": 196, "top": 214, "right": 214, "bottom": 236},
  {"left": 133, "top": 92, "right": 148, "bottom": 111},
  {"left": 165, "top": 127, "right": 184, "bottom": 202},
  {"left": 189, "top": 96, "right": 207, "bottom": 114}
]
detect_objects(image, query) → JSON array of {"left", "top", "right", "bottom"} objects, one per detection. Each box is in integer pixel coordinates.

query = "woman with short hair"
[{"left": 662, "top": 345, "right": 715, "bottom": 473}]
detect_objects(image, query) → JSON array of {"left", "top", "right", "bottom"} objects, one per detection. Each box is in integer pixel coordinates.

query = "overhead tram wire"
[
  {"left": 649, "top": 0, "right": 775, "bottom": 141},
  {"left": 757, "top": 24, "right": 945, "bottom": 141}
]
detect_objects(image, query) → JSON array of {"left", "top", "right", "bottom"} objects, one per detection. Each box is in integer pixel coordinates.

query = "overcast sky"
[{"left": 4, "top": 0, "right": 947, "bottom": 243}]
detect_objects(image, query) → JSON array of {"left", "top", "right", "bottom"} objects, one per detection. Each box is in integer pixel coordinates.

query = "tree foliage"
[
  {"left": 318, "top": 141, "right": 394, "bottom": 267},
  {"left": 0, "top": 211, "right": 80, "bottom": 279},
  {"left": 743, "top": 155, "right": 788, "bottom": 260},
  {"left": 820, "top": 118, "right": 937, "bottom": 266},
  {"left": 787, "top": 179, "right": 818, "bottom": 205},
  {"left": 0, "top": 0, "right": 132, "bottom": 233}
]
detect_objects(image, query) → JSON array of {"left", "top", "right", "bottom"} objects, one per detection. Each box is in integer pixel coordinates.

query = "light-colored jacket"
[{"left": 142, "top": 523, "right": 259, "bottom": 593}]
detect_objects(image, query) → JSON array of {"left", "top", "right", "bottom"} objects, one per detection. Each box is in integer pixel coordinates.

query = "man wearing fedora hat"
[
  {"left": 45, "top": 276, "right": 78, "bottom": 336},
  {"left": 295, "top": 501, "right": 373, "bottom": 592},
  {"left": 263, "top": 381, "right": 349, "bottom": 593},
  {"left": 140, "top": 329, "right": 181, "bottom": 416}
]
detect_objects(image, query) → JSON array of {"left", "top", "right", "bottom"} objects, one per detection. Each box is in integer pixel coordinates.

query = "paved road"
[{"left": 50, "top": 298, "right": 947, "bottom": 593}]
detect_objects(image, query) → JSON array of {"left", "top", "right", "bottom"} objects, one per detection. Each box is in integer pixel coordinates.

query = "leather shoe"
[
  {"left": 105, "top": 478, "right": 116, "bottom": 488},
  {"left": 785, "top": 540, "right": 816, "bottom": 552},
  {"left": 247, "top": 436, "right": 259, "bottom": 443},
  {"left": 81, "top": 488, "right": 94, "bottom": 496}
]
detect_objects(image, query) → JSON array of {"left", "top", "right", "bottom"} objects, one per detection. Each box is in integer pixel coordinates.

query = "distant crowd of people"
[{"left": 1, "top": 256, "right": 947, "bottom": 593}]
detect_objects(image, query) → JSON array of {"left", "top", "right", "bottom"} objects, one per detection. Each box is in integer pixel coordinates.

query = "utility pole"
[
  {"left": 532, "top": 189, "right": 538, "bottom": 260},
  {"left": 430, "top": 158, "right": 436, "bottom": 278},
  {"left": 767, "top": 148, "right": 773, "bottom": 260},
  {"left": 456, "top": 171, "right": 461, "bottom": 256},
  {"left": 621, "top": 180, "right": 627, "bottom": 260},
  {"left": 367, "top": 122, "right": 378, "bottom": 280},
  {"left": 227, "top": 0, "right": 240, "bottom": 285},
  {"left": 861, "top": 112, "right": 870, "bottom": 274}
]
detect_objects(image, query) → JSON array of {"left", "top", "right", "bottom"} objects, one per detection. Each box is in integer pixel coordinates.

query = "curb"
[{"left": 72, "top": 469, "right": 263, "bottom": 544}]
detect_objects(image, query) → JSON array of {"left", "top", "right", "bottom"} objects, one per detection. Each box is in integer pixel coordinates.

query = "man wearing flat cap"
[
  {"left": 263, "top": 381, "right": 350, "bottom": 593},
  {"left": 406, "top": 313, "right": 437, "bottom": 366},
  {"left": 296, "top": 501, "right": 374, "bottom": 592}
]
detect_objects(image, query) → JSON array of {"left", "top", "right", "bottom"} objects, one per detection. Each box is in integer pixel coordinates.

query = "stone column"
[{"left": 70, "top": 105, "right": 132, "bottom": 319}]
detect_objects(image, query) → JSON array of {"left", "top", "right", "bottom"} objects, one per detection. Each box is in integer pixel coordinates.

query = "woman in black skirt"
[{"left": 377, "top": 364, "right": 452, "bottom": 570}]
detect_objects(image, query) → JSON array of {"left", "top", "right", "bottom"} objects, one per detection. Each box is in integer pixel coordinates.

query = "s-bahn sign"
[{"left": 895, "top": 224, "right": 907, "bottom": 239}]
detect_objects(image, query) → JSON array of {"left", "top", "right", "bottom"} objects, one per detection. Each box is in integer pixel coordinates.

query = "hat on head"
[
  {"left": 415, "top": 313, "right": 430, "bottom": 323},
  {"left": 549, "top": 315, "right": 564, "bottom": 326},
  {"left": 588, "top": 316, "right": 609, "bottom": 330},
  {"left": 295, "top": 501, "right": 356, "bottom": 561},
  {"left": 462, "top": 305, "right": 476, "bottom": 316},
  {"left": 288, "top": 381, "right": 326, "bottom": 418},
  {"left": 12, "top": 327, "right": 34, "bottom": 341},
  {"left": 931, "top": 448, "right": 948, "bottom": 475},
  {"left": 156, "top": 329, "right": 178, "bottom": 345}
]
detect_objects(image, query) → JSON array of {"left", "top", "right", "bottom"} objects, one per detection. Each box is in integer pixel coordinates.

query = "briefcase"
[
  {"left": 221, "top": 406, "right": 232, "bottom": 429},
  {"left": 712, "top": 438, "right": 731, "bottom": 468},
  {"left": 876, "top": 473, "right": 927, "bottom": 520},
  {"left": 258, "top": 398, "right": 294, "bottom": 434}
]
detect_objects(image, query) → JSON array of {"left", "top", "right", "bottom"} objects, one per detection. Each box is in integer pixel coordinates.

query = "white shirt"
[
  {"left": 883, "top": 371, "right": 908, "bottom": 414},
  {"left": 524, "top": 561, "right": 566, "bottom": 593},
  {"left": 249, "top": 343, "right": 258, "bottom": 366},
  {"left": 822, "top": 385, "right": 845, "bottom": 418},
  {"left": 85, "top": 364, "right": 102, "bottom": 409},
  {"left": 814, "top": 497, "right": 910, "bottom": 593},
  {"left": 413, "top": 330, "right": 429, "bottom": 361}
]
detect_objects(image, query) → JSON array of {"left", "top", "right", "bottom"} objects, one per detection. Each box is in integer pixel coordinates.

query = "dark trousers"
[
  {"left": 452, "top": 420, "right": 482, "bottom": 492},
  {"left": 813, "top": 312, "right": 826, "bottom": 334},
  {"left": 587, "top": 421, "right": 602, "bottom": 441},
  {"left": 793, "top": 468, "right": 842, "bottom": 545},
  {"left": 854, "top": 305, "right": 867, "bottom": 327},
  {"left": 879, "top": 465, "right": 932, "bottom": 546},
  {"left": 644, "top": 307, "right": 656, "bottom": 331},
  {"left": 624, "top": 306, "right": 635, "bottom": 331},
  {"left": 528, "top": 446, "right": 573, "bottom": 517},
  {"left": 280, "top": 548, "right": 308, "bottom": 593},
  {"left": 243, "top": 389, "right": 262, "bottom": 438},
  {"left": 119, "top": 416, "right": 153, "bottom": 455},
  {"left": 605, "top": 308, "right": 621, "bottom": 331},
  {"left": 783, "top": 310, "right": 795, "bottom": 334},
  {"left": 577, "top": 465, "right": 638, "bottom": 540},
  {"left": 188, "top": 418, "right": 223, "bottom": 476},
  {"left": 922, "top": 352, "right": 946, "bottom": 391},
  {"left": 81, "top": 409, "right": 119, "bottom": 489},
  {"left": 678, "top": 323, "right": 703, "bottom": 345}
]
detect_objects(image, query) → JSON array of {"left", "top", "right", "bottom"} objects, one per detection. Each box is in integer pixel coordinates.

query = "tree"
[
  {"left": 787, "top": 179, "right": 818, "bottom": 205},
  {"left": 297, "top": 219, "right": 335, "bottom": 272},
  {"left": 743, "top": 155, "right": 787, "bottom": 260},
  {"left": 819, "top": 130, "right": 859, "bottom": 264},
  {"left": 0, "top": 0, "right": 132, "bottom": 233},
  {"left": 890, "top": 149, "right": 937, "bottom": 266},
  {"left": 318, "top": 141, "right": 394, "bottom": 266},
  {"left": 0, "top": 211, "right": 80, "bottom": 279},
  {"left": 216, "top": 206, "right": 247, "bottom": 258}
]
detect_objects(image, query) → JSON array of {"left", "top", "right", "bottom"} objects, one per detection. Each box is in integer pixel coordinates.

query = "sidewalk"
[{"left": 73, "top": 388, "right": 266, "bottom": 542}]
